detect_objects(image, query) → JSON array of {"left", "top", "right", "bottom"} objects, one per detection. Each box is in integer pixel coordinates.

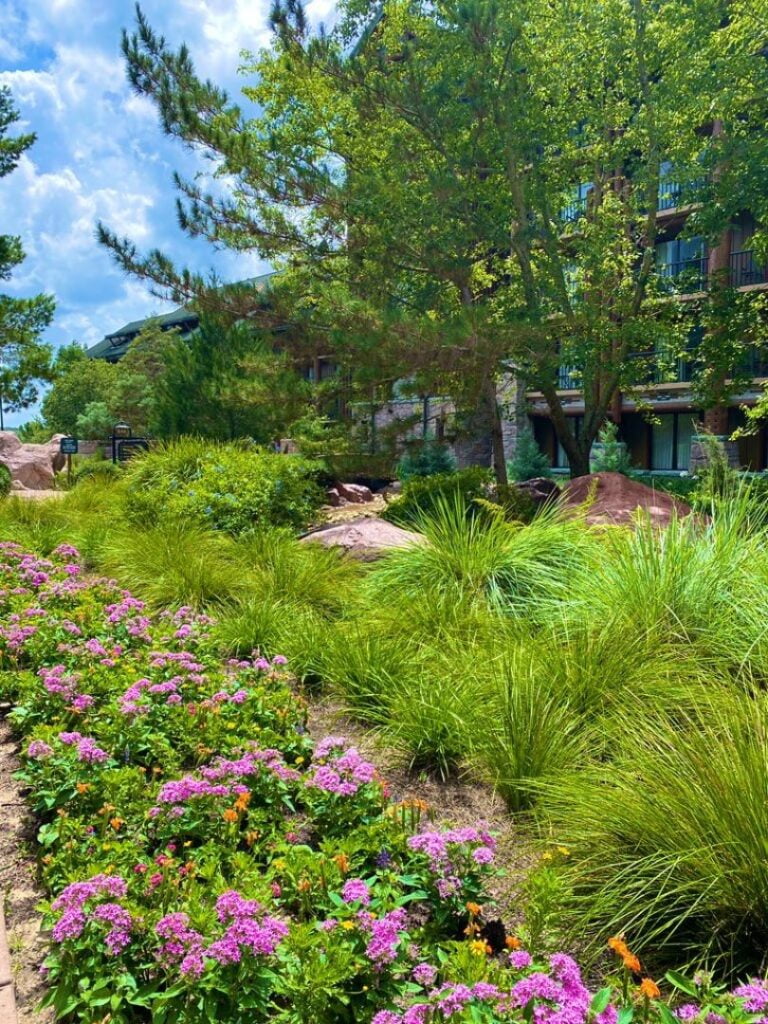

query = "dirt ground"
[
  {"left": 307, "top": 694, "right": 533, "bottom": 929},
  {"left": 0, "top": 718, "right": 51, "bottom": 1023}
]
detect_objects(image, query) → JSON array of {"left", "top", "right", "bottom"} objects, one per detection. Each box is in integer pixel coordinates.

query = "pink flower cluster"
[
  {"left": 152, "top": 748, "right": 300, "bottom": 816},
  {"left": 371, "top": 953, "right": 620, "bottom": 1024},
  {"left": 407, "top": 827, "right": 495, "bottom": 898},
  {"left": 38, "top": 665, "right": 94, "bottom": 711},
  {"left": 306, "top": 743, "right": 377, "bottom": 797},
  {"left": 58, "top": 731, "right": 109, "bottom": 763},
  {"left": 155, "top": 891, "right": 288, "bottom": 977},
  {"left": 51, "top": 875, "right": 132, "bottom": 954},
  {"left": 358, "top": 907, "right": 409, "bottom": 968}
]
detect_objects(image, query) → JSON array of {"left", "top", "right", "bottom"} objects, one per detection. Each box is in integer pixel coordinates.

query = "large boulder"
[
  {"left": 563, "top": 471, "right": 692, "bottom": 527},
  {"left": 0, "top": 431, "right": 60, "bottom": 491},
  {"left": 299, "top": 517, "right": 426, "bottom": 560}
]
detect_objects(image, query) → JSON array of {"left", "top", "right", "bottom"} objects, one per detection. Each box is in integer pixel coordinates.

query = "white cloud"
[{"left": 0, "top": 0, "right": 335, "bottom": 430}]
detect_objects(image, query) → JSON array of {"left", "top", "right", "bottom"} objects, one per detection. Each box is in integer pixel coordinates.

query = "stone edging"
[{"left": 0, "top": 905, "right": 18, "bottom": 1023}]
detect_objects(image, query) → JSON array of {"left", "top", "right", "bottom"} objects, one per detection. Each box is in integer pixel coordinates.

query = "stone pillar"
[{"left": 498, "top": 372, "right": 528, "bottom": 462}]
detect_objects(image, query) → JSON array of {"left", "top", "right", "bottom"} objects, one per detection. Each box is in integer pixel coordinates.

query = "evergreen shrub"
[{"left": 382, "top": 466, "right": 492, "bottom": 527}]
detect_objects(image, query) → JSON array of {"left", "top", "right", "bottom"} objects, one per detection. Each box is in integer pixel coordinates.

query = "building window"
[
  {"left": 656, "top": 237, "right": 708, "bottom": 292},
  {"left": 650, "top": 413, "right": 698, "bottom": 471}
]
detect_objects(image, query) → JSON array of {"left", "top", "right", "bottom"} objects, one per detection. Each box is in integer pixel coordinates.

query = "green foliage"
[
  {"left": 0, "top": 86, "right": 54, "bottom": 417},
  {"left": 72, "top": 455, "right": 124, "bottom": 485},
  {"left": 383, "top": 467, "right": 492, "bottom": 528},
  {"left": 16, "top": 418, "right": 50, "bottom": 443},
  {"left": 100, "top": 521, "right": 247, "bottom": 610},
  {"left": 42, "top": 347, "right": 118, "bottom": 436},
  {"left": 75, "top": 400, "right": 115, "bottom": 440},
  {"left": 396, "top": 441, "right": 456, "bottom": 482},
  {"left": 539, "top": 691, "right": 768, "bottom": 973},
  {"left": 121, "top": 437, "right": 324, "bottom": 534},
  {"left": 693, "top": 432, "right": 740, "bottom": 507},
  {"left": 508, "top": 428, "right": 552, "bottom": 482},
  {"left": 0, "top": 462, "right": 10, "bottom": 497},
  {"left": 589, "top": 421, "right": 633, "bottom": 476}
]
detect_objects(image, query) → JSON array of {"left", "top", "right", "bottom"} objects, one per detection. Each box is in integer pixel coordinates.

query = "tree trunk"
[{"left": 479, "top": 376, "right": 507, "bottom": 485}]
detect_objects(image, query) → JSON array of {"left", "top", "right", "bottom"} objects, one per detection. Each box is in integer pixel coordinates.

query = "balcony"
[
  {"left": 657, "top": 255, "right": 708, "bottom": 293},
  {"left": 560, "top": 196, "right": 588, "bottom": 224},
  {"left": 557, "top": 366, "right": 581, "bottom": 389},
  {"left": 656, "top": 178, "right": 705, "bottom": 213},
  {"left": 730, "top": 249, "right": 768, "bottom": 288}
]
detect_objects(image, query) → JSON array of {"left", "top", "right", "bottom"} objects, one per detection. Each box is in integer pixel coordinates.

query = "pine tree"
[{"left": 0, "top": 86, "right": 54, "bottom": 429}]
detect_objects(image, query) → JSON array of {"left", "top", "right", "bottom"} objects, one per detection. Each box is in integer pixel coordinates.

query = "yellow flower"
[
  {"left": 470, "top": 939, "right": 492, "bottom": 956},
  {"left": 341, "top": 920, "right": 355, "bottom": 930},
  {"left": 557, "top": 846, "right": 571, "bottom": 858}
]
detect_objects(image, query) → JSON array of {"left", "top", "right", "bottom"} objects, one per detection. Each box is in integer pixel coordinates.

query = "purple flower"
[
  {"left": 676, "top": 1005, "right": 700, "bottom": 1021},
  {"left": 734, "top": 981, "right": 768, "bottom": 1013},
  {"left": 27, "top": 740, "right": 53, "bottom": 759},
  {"left": 412, "top": 963, "right": 438, "bottom": 986},
  {"left": 342, "top": 879, "right": 370, "bottom": 905},
  {"left": 509, "top": 950, "right": 533, "bottom": 969}
]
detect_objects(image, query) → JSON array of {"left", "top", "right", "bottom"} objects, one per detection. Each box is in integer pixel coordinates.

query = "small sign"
[
  {"left": 115, "top": 438, "right": 150, "bottom": 463},
  {"left": 59, "top": 437, "right": 78, "bottom": 455}
]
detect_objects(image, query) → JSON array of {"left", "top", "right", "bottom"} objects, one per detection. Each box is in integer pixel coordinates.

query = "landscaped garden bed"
[{"left": 0, "top": 538, "right": 766, "bottom": 1023}]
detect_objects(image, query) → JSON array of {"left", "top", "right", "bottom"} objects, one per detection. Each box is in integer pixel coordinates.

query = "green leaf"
[
  {"left": 665, "top": 972, "right": 698, "bottom": 997},
  {"left": 590, "top": 988, "right": 613, "bottom": 1016}
]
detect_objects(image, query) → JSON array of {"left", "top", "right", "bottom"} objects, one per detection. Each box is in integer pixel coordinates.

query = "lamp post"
[{"left": 111, "top": 421, "right": 131, "bottom": 463}]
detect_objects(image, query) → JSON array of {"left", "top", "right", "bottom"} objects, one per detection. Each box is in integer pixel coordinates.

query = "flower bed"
[{"left": 0, "top": 540, "right": 763, "bottom": 1023}]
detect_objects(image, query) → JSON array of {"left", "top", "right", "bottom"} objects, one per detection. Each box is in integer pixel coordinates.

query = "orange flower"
[
  {"left": 234, "top": 792, "right": 251, "bottom": 813},
  {"left": 466, "top": 902, "right": 482, "bottom": 917},
  {"left": 246, "top": 830, "right": 260, "bottom": 847},
  {"left": 76, "top": 782, "right": 91, "bottom": 794},
  {"left": 222, "top": 808, "right": 238, "bottom": 823},
  {"left": 297, "top": 878, "right": 311, "bottom": 893},
  {"left": 623, "top": 954, "right": 641, "bottom": 973},
  {"left": 506, "top": 936, "right": 522, "bottom": 950},
  {"left": 109, "top": 817, "right": 124, "bottom": 831},
  {"left": 608, "top": 936, "right": 630, "bottom": 959},
  {"left": 333, "top": 853, "right": 350, "bottom": 874},
  {"left": 639, "top": 978, "right": 661, "bottom": 1000}
]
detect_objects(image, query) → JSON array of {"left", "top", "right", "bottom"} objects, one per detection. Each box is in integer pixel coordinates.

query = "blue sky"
[{"left": 0, "top": 0, "right": 335, "bottom": 425}]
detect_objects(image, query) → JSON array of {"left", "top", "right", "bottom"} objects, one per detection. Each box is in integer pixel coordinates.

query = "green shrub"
[
  {"left": 99, "top": 521, "right": 247, "bottom": 609},
  {"left": 121, "top": 437, "right": 324, "bottom": 534},
  {"left": 396, "top": 440, "right": 456, "bottom": 481},
  {"left": 382, "top": 466, "right": 492, "bottom": 527},
  {"left": 72, "top": 456, "right": 124, "bottom": 485},
  {"left": 590, "top": 420, "right": 633, "bottom": 476},
  {"left": 508, "top": 427, "right": 552, "bottom": 481},
  {"left": 539, "top": 689, "right": 768, "bottom": 974},
  {"left": 0, "top": 463, "right": 11, "bottom": 497}
]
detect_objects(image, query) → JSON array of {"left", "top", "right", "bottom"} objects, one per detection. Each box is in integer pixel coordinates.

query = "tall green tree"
[
  {"left": 100, "top": 1, "right": 768, "bottom": 477},
  {"left": 0, "top": 86, "right": 54, "bottom": 429},
  {"left": 41, "top": 345, "right": 118, "bottom": 436}
]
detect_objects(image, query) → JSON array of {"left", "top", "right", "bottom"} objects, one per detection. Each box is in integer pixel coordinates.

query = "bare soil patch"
[{"left": 0, "top": 718, "right": 51, "bottom": 1023}]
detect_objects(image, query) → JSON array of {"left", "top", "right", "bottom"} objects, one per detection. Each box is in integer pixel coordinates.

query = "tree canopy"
[{"left": 100, "top": 0, "right": 768, "bottom": 477}]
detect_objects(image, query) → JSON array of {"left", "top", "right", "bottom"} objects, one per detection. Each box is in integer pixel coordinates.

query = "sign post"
[{"left": 59, "top": 437, "right": 78, "bottom": 488}]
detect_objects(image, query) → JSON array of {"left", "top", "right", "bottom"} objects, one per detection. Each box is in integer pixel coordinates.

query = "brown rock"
[
  {"left": 337, "top": 482, "right": 374, "bottom": 504},
  {"left": 325, "top": 487, "right": 344, "bottom": 508},
  {"left": 299, "top": 517, "right": 426, "bottom": 560},
  {"left": 563, "top": 472, "right": 692, "bottom": 526}
]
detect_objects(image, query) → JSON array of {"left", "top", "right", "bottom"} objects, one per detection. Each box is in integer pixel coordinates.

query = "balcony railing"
[
  {"left": 560, "top": 196, "right": 588, "bottom": 224},
  {"left": 657, "top": 255, "right": 708, "bottom": 293},
  {"left": 557, "top": 366, "right": 581, "bottom": 389},
  {"left": 730, "top": 249, "right": 768, "bottom": 288},
  {"left": 657, "top": 178, "right": 705, "bottom": 212}
]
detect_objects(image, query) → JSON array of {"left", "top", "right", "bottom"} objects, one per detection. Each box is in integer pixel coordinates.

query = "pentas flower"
[
  {"left": 306, "top": 746, "right": 377, "bottom": 797},
  {"left": 412, "top": 963, "right": 438, "bottom": 986},
  {"left": 733, "top": 981, "right": 768, "bottom": 1013},
  {"left": 342, "top": 879, "right": 371, "bottom": 905},
  {"left": 26, "top": 739, "right": 53, "bottom": 759},
  {"left": 358, "top": 908, "right": 409, "bottom": 968},
  {"left": 156, "top": 912, "right": 205, "bottom": 977},
  {"left": 51, "top": 875, "right": 132, "bottom": 954}
]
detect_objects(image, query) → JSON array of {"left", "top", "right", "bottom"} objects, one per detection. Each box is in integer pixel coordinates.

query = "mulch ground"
[{"left": 0, "top": 717, "right": 51, "bottom": 1023}]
